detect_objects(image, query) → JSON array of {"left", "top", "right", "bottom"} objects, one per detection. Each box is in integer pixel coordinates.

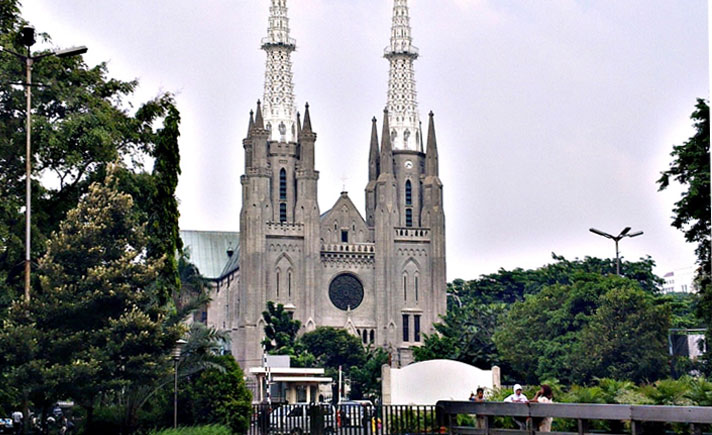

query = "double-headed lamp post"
[
  {"left": 172, "top": 338, "right": 187, "bottom": 429},
  {"left": 589, "top": 226, "right": 644, "bottom": 275},
  {"left": 0, "top": 25, "right": 87, "bottom": 303}
]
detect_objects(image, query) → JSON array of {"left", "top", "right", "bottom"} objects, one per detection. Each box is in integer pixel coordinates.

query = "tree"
[
  {"left": 574, "top": 287, "right": 670, "bottom": 383},
  {"left": 657, "top": 99, "right": 710, "bottom": 275},
  {"left": 492, "top": 273, "right": 670, "bottom": 385},
  {"left": 145, "top": 102, "right": 183, "bottom": 303},
  {"left": 349, "top": 346, "right": 389, "bottom": 400},
  {"left": 414, "top": 302, "right": 505, "bottom": 370},
  {"left": 0, "top": 8, "right": 182, "bottom": 307},
  {"left": 451, "top": 254, "right": 662, "bottom": 307},
  {"left": 262, "top": 301, "right": 301, "bottom": 353},
  {"left": 300, "top": 327, "right": 366, "bottom": 374},
  {"left": 0, "top": 167, "right": 183, "bottom": 430},
  {"left": 657, "top": 98, "right": 711, "bottom": 372},
  {"left": 186, "top": 355, "right": 252, "bottom": 433}
]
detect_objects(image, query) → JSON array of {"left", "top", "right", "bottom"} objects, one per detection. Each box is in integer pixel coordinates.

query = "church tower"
[
  {"left": 229, "top": 0, "right": 446, "bottom": 372},
  {"left": 236, "top": 0, "right": 320, "bottom": 368},
  {"left": 369, "top": 0, "right": 447, "bottom": 365}
]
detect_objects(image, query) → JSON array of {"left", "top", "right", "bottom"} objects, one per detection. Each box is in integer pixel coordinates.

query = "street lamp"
[
  {"left": 172, "top": 338, "right": 187, "bottom": 429},
  {"left": 0, "top": 25, "right": 87, "bottom": 303},
  {"left": 589, "top": 226, "right": 644, "bottom": 275}
]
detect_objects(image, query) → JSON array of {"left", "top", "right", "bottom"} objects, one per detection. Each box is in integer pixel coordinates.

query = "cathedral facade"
[{"left": 209, "top": 0, "right": 446, "bottom": 369}]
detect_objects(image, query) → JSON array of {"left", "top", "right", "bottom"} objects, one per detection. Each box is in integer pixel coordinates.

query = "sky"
[{"left": 20, "top": 0, "right": 709, "bottom": 281}]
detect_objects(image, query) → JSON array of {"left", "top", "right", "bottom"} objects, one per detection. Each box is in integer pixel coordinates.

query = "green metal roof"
[{"left": 180, "top": 230, "right": 239, "bottom": 280}]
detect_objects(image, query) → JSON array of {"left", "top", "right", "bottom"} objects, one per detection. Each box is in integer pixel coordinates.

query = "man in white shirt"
[
  {"left": 503, "top": 384, "right": 528, "bottom": 403},
  {"left": 503, "top": 384, "right": 528, "bottom": 429}
]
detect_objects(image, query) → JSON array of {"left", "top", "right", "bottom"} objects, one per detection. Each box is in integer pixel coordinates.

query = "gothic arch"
[{"left": 305, "top": 318, "right": 316, "bottom": 332}]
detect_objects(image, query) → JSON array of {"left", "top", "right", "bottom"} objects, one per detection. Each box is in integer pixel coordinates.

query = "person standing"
[
  {"left": 473, "top": 387, "right": 486, "bottom": 428},
  {"left": 503, "top": 384, "right": 528, "bottom": 429},
  {"left": 11, "top": 410, "right": 22, "bottom": 435},
  {"left": 530, "top": 384, "right": 554, "bottom": 432}
]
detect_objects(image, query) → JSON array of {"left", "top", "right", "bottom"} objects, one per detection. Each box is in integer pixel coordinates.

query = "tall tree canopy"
[
  {"left": 657, "top": 98, "right": 711, "bottom": 373},
  {"left": 493, "top": 273, "right": 670, "bottom": 385},
  {"left": 0, "top": 167, "right": 183, "bottom": 430},
  {"left": 0, "top": 4, "right": 182, "bottom": 307},
  {"left": 657, "top": 99, "right": 710, "bottom": 276}
]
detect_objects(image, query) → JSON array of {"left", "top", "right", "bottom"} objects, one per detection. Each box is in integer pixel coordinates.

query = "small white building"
[
  {"left": 382, "top": 359, "right": 500, "bottom": 405},
  {"left": 249, "top": 355, "right": 333, "bottom": 404},
  {"left": 662, "top": 266, "right": 697, "bottom": 294}
]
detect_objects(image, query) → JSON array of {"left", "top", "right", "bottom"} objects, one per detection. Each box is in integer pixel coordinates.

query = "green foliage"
[
  {"left": 150, "top": 425, "right": 232, "bottom": 435},
  {"left": 658, "top": 98, "right": 710, "bottom": 276},
  {"left": 262, "top": 301, "right": 301, "bottom": 353},
  {"left": 574, "top": 287, "right": 670, "bottom": 383},
  {"left": 300, "top": 327, "right": 366, "bottom": 374},
  {"left": 185, "top": 355, "right": 252, "bottom": 434},
  {"left": 0, "top": 10, "right": 183, "bottom": 310},
  {"left": 146, "top": 102, "right": 183, "bottom": 303},
  {"left": 0, "top": 167, "right": 183, "bottom": 430},
  {"left": 350, "top": 346, "right": 389, "bottom": 400},
  {"left": 493, "top": 274, "right": 670, "bottom": 384},
  {"left": 414, "top": 302, "right": 505, "bottom": 370},
  {"left": 451, "top": 254, "right": 662, "bottom": 307},
  {"left": 658, "top": 99, "right": 711, "bottom": 369}
]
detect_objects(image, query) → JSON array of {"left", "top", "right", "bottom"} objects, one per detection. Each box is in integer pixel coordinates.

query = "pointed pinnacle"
[
  {"left": 297, "top": 111, "right": 302, "bottom": 137},
  {"left": 426, "top": 111, "right": 438, "bottom": 176},
  {"left": 247, "top": 110, "right": 254, "bottom": 137},
  {"left": 302, "top": 102, "right": 312, "bottom": 133},
  {"left": 380, "top": 108, "right": 393, "bottom": 174},
  {"left": 254, "top": 100, "right": 264, "bottom": 129}
]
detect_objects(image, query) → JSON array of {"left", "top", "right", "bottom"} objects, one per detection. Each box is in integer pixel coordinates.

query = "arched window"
[
  {"left": 362, "top": 330, "right": 367, "bottom": 344},
  {"left": 369, "top": 330, "right": 375, "bottom": 343},
  {"left": 406, "top": 208, "right": 413, "bottom": 227},
  {"left": 403, "top": 275, "right": 407, "bottom": 301},
  {"left": 279, "top": 168, "right": 287, "bottom": 200},
  {"left": 280, "top": 203, "right": 287, "bottom": 223},
  {"left": 276, "top": 272, "right": 280, "bottom": 297},
  {"left": 288, "top": 271, "right": 292, "bottom": 297},
  {"left": 405, "top": 180, "right": 412, "bottom": 205},
  {"left": 415, "top": 276, "right": 419, "bottom": 302}
]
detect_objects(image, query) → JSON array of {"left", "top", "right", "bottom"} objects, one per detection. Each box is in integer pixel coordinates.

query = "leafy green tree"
[
  {"left": 414, "top": 302, "right": 505, "bottom": 370},
  {"left": 658, "top": 99, "right": 710, "bottom": 275},
  {"left": 0, "top": 167, "right": 183, "bottom": 430},
  {"left": 145, "top": 102, "right": 183, "bottom": 303},
  {"left": 262, "top": 301, "right": 301, "bottom": 353},
  {"left": 300, "top": 327, "right": 366, "bottom": 374},
  {"left": 349, "top": 346, "right": 389, "bottom": 400},
  {"left": 451, "top": 254, "right": 662, "bottom": 307},
  {"left": 574, "top": 287, "right": 670, "bottom": 383},
  {"left": 657, "top": 98, "right": 711, "bottom": 372},
  {"left": 493, "top": 273, "right": 668, "bottom": 384},
  {"left": 186, "top": 355, "right": 252, "bottom": 434},
  {"left": 0, "top": 7, "right": 182, "bottom": 307}
]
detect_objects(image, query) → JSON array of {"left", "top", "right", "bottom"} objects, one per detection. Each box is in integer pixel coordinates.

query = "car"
[
  {"left": 0, "top": 418, "right": 14, "bottom": 434},
  {"left": 269, "top": 403, "right": 336, "bottom": 434}
]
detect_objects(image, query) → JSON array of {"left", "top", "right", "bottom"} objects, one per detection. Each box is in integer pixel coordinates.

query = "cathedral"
[{"left": 185, "top": 0, "right": 446, "bottom": 370}]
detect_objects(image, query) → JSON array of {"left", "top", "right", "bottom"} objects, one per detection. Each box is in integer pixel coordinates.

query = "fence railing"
[
  {"left": 437, "top": 400, "right": 712, "bottom": 435},
  {"left": 248, "top": 403, "right": 439, "bottom": 434}
]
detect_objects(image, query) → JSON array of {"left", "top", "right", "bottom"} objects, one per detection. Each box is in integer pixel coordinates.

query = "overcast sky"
[{"left": 21, "top": 0, "right": 708, "bottom": 281}]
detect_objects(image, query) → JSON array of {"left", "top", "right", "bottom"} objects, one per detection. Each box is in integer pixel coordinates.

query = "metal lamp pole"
[
  {"left": 172, "top": 339, "right": 187, "bottom": 428},
  {"left": 1, "top": 25, "right": 87, "bottom": 303},
  {"left": 589, "top": 227, "right": 644, "bottom": 275}
]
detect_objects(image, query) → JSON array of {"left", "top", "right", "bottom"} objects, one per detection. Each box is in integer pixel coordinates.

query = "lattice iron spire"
[
  {"left": 384, "top": 0, "right": 421, "bottom": 152},
  {"left": 262, "top": 0, "right": 297, "bottom": 142}
]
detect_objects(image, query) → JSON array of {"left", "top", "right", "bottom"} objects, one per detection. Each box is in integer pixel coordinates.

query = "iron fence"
[{"left": 248, "top": 403, "right": 440, "bottom": 435}]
